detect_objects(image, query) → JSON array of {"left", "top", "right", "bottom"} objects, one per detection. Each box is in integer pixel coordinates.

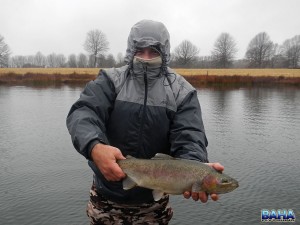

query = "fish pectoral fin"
[
  {"left": 122, "top": 176, "right": 137, "bottom": 190},
  {"left": 152, "top": 153, "right": 175, "bottom": 160},
  {"left": 152, "top": 190, "right": 165, "bottom": 201},
  {"left": 192, "top": 181, "right": 202, "bottom": 193}
]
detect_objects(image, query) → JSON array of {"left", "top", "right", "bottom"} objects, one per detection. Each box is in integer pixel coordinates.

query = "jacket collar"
[{"left": 132, "top": 60, "right": 162, "bottom": 80}]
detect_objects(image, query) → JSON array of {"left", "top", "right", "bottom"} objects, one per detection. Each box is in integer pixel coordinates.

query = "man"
[{"left": 67, "top": 20, "right": 224, "bottom": 224}]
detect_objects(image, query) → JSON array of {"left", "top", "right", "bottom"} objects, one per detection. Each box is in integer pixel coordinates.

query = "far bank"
[{"left": 0, "top": 68, "right": 299, "bottom": 87}]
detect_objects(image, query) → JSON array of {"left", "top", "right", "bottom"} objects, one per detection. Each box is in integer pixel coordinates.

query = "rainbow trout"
[{"left": 118, "top": 153, "right": 239, "bottom": 201}]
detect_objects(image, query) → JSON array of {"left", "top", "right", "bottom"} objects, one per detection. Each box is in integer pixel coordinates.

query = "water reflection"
[{"left": 0, "top": 85, "right": 299, "bottom": 225}]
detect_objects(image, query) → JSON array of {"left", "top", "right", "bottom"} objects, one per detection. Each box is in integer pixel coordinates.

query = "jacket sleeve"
[
  {"left": 66, "top": 70, "right": 115, "bottom": 159},
  {"left": 169, "top": 90, "right": 209, "bottom": 162}
]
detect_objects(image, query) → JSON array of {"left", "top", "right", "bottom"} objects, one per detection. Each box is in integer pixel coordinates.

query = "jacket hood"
[{"left": 124, "top": 20, "right": 171, "bottom": 66}]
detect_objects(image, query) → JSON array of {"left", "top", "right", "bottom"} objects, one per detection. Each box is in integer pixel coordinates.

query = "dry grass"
[
  {"left": 175, "top": 68, "right": 300, "bottom": 77},
  {"left": 0, "top": 68, "right": 99, "bottom": 84},
  {"left": 0, "top": 68, "right": 299, "bottom": 86},
  {"left": 0, "top": 68, "right": 99, "bottom": 76},
  {"left": 1, "top": 68, "right": 300, "bottom": 77}
]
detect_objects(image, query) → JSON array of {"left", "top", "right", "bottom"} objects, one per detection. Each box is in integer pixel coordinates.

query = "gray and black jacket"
[{"left": 66, "top": 20, "right": 208, "bottom": 204}]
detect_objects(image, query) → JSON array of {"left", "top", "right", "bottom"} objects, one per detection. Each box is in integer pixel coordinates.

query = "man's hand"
[
  {"left": 183, "top": 162, "right": 224, "bottom": 203},
  {"left": 91, "top": 143, "right": 126, "bottom": 181}
]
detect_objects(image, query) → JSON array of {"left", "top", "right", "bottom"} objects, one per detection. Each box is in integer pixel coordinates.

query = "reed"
[
  {"left": 0, "top": 68, "right": 299, "bottom": 86},
  {"left": 0, "top": 68, "right": 99, "bottom": 76},
  {"left": 0, "top": 68, "right": 97, "bottom": 84},
  {"left": 175, "top": 68, "right": 300, "bottom": 77}
]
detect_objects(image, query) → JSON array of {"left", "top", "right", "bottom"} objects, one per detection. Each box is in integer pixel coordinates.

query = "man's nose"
[{"left": 142, "top": 50, "right": 151, "bottom": 59}]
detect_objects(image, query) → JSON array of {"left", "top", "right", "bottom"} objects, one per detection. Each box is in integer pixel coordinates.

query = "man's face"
[{"left": 135, "top": 47, "right": 160, "bottom": 60}]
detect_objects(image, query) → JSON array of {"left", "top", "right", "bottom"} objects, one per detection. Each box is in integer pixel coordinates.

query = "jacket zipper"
[{"left": 138, "top": 64, "right": 148, "bottom": 156}]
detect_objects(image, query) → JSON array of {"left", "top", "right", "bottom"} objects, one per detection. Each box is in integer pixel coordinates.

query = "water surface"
[{"left": 0, "top": 84, "right": 299, "bottom": 225}]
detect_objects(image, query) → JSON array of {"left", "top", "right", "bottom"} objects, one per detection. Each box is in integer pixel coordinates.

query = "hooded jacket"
[{"left": 66, "top": 20, "right": 208, "bottom": 204}]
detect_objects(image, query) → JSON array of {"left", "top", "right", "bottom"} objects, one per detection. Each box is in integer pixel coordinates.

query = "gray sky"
[{"left": 1, "top": 0, "right": 299, "bottom": 59}]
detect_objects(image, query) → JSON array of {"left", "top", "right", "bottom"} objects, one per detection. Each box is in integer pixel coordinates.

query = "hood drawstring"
[
  {"left": 161, "top": 52, "right": 176, "bottom": 86},
  {"left": 162, "top": 68, "right": 176, "bottom": 87}
]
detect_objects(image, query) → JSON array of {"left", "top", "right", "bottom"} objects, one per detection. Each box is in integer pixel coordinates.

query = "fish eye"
[{"left": 221, "top": 178, "right": 229, "bottom": 183}]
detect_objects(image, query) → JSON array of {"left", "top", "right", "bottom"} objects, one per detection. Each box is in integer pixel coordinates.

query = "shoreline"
[{"left": 0, "top": 68, "right": 300, "bottom": 87}]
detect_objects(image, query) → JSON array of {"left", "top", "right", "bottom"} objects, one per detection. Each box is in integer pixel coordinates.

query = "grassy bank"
[
  {"left": 176, "top": 69, "right": 300, "bottom": 87},
  {"left": 175, "top": 68, "right": 300, "bottom": 77},
  {"left": 0, "top": 68, "right": 98, "bottom": 84},
  {"left": 0, "top": 68, "right": 300, "bottom": 87}
]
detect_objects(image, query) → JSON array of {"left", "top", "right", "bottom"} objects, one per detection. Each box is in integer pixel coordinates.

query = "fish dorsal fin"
[
  {"left": 122, "top": 176, "right": 137, "bottom": 190},
  {"left": 152, "top": 190, "right": 165, "bottom": 201},
  {"left": 152, "top": 153, "right": 175, "bottom": 160},
  {"left": 126, "top": 155, "right": 136, "bottom": 159}
]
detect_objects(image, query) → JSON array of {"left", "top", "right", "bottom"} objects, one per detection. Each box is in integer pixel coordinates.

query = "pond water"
[{"left": 0, "top": 84, "right": 299, "bottom": 225}]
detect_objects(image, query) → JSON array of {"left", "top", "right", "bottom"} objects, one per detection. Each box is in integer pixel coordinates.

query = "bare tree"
[
  {"left": 103, "top": 54, "right": 116, "bottom": 67},
  {"left": 27, "top": 55, "right": 35, "bottom": 65},
  {"left": 269, "top": 43, "right": 285, "bottom": 68},
  {"left": 22, "top": 55, "right": 35, "bottom": 67},
  {"left": 84, "top": 29, "right": 109, "bottom": 67},
  {"left": 10, "top": 55, "right": 26, "bottom": 68},
  {"left": 47, "top": 53, "right": 66, "bottom": 67},
  {"left": 56, "top": 54, "right": 66, "bottom": 67},
  {"left": 77, "top": 53, "right": 87, "bottom": 68},
  {"left": 281, "top": 35, "right": 300, "bottom": 68},
  {"left": 68, "top": 54, "right": 77, "bottom": 68},
  {"left": 88, "top": 55, "right": 96, "bottom": 67},
  {"left": 196, "top": 56, "right": 214, "bottom": 68},
  {"left": 11, "top": 54, "right": 47, "bottom": 68},
  {"left": 211, "top": 33, "right": 237, "bottom": 68},
  {"left": 0, "top": 35, "right": 11, "bottom": 67},
  {"left": 47, "top": 54, "right": 55, "bottom": 67},
  {"left": 116, "top": 52, "right": 125, "bottom": 67},
  {"left": 173, "top": 40, "right": 199, "bottom": 67},
  {"left": 245, "top": 32, "right": 274, "bottom": 68},
  {"left": 96, "top": 54, "right": 115, "bottom": 68},
  {"left": 34, "top": 52, "right": 46, "bottom": 67}
]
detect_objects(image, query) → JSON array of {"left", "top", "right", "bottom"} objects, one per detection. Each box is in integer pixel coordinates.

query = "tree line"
[
  {"left": 6, "top": 51, "right": 124, "bottom": 68},
  {"left": 0, "top": 30, "right": 299, "bottom": 68}
]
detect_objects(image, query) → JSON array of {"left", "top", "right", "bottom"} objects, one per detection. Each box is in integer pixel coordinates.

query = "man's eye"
[{"left": 150, "top": 50, "right": 159, "bottom": 55}]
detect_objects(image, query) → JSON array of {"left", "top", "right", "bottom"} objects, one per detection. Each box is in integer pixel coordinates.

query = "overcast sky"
[{"left": 1, "top": 0, "right": 299, "bottom": 59}]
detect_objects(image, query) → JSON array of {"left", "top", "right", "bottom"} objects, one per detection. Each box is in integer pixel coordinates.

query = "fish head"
[{"left": 202, "top": 173, "right": 239, "bottom": 194}]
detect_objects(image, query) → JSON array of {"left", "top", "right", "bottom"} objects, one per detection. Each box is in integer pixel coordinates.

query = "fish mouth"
[
  {"left": 220, "top": 178, "right": 239, "bottom": 189},
  {"left": 223, "top": 181, "right": 239, "bottom": 192},
  {"left": 228, "top": 177, "right": 239, "bottom": 189},
  {"left": 232, "top": 182, "right": 239, "bottom": 189}
]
